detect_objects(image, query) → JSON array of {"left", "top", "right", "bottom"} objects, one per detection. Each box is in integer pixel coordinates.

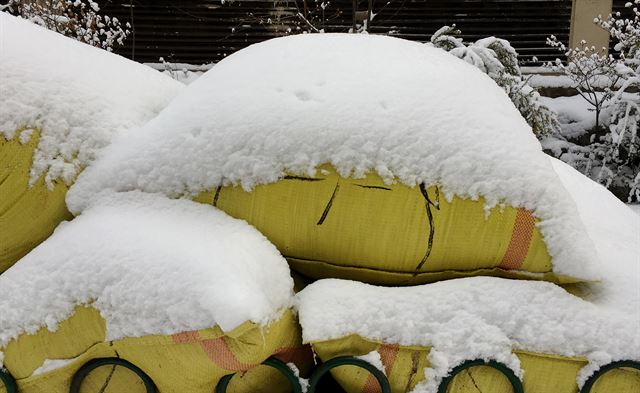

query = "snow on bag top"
[
  {"left": 67, "top": 33, "right": 599, "bottom": 281},
  {"left": 0, "top": 191, "right": 294, "bottom": 358},
  {"left": 296, "top": 277, "right": 639, "bottom": 391},
  {"left": 0, "top": 12, "right": 184, "bottom": 186}
]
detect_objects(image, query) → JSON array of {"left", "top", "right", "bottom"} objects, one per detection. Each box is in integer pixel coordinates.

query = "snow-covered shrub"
[
  {"left": 5, "top": 0, "right": 129, "bottom": 51},
  {"left": 598, "top": 1, "right": 640, "bottom": 201},
  {"left": 545, "top": 1, "right": 640, "bottom": 201},
  {"left": 545, "top": 36, "right": 620, "bottom": 129},
  {"left": 431, "top": 26, "right": 561, "bottom": 137}
]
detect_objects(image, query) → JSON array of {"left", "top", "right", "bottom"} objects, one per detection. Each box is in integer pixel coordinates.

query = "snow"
[
  {"left": 356, "top": 350, "right": 386, "bottom": 375},
  {"left": 67, "top": 33, "right": 599, "bottom": 282},
  {"left": 549, "top": 157, "right": 640, "bottom": 316},
  {"left": 0, "top": 191, "right": 294, "bottom": 366},
  {"left": 540, "top": 95, "right": 596, "bottom": 139},
  {"left": 521, "top": 67, "right": 620, "bottom": 90},
  {"left": 31, "top": 356, "right": 79, "bottom": 376},
  {"left": 0, "top": 13, "right": 183, "bottom": 187},
  {"left": 527, "top": 73, "right": 575, "bottom": 89},
  {"left": 295, "top": 157, "right": 640, "bottom": 392},
  {"left": 145, "top": 62, "right": 213, "bottom": 85},
  {"left": 287, "top": 362, "right": 309, "bottom": 393}
]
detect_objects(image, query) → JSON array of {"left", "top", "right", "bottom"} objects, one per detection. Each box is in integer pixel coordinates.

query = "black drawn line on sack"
[
  {"left": 212, "top": 186, "right": 222, "bottom": 207},
  {"left": 284, "top": 175, "right": 325, "bottom": 182},
  {"left": 467, "top": 369, "right": 484, "bottom": 393},
  {"left": 0, "top": 170, "right": 11, "bottom": 187},
  {"left": 98, "top": 365, "right": 117, "bottom": 393},
  {"left": 317, "top": 182, "right": 340, "bottom": 225},
  {"left": 414, "top": 184, "right": 440, "bottom": 272},
  {"left": 354, "top": 184, "right": 392, "bottom": 191}
]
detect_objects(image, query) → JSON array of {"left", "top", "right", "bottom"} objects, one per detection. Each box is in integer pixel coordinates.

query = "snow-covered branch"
[{"left": 5, "top": 0, "right": 130, "bottom": 51}]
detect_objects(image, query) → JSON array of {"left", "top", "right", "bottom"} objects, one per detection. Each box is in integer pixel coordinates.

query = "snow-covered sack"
[
  {"left": 0, "top": 191, "right": 294, "bottom": 359},
  {"left": 68, "top": 33, "right": 599, "bottom": 282},
  {"left": 296, "top": 158, "right": 640, "bottom": 392},
  {"left": 0, "top": 12, "right": 183, "bottom": 273},
  {"left": 0, "top": 12, "right": 183, "bottom": 186},
  {"left": 297, "top": 278, "right": 639, "bottom": 392}
]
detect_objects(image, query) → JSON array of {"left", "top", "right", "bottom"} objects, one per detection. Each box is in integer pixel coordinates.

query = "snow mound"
[
  {"left": 0, "top": 191, "right": 294, "bottom": 360},
  {"left": 0, "top": 13, "right": 183, "bottom": 186},
  {"left": 296, "top": 277, "right": 639, "bottom": 391},
  {"left": 67, "top": 33, "right": 599, "bottom": 281},
  {"left": 549, "top": 157, "right": 640, "bottom": 316}
]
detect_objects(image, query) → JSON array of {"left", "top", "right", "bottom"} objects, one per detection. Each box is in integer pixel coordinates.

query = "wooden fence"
[{"left": 99, "top": 0, "right": 574, "bottom": 65}]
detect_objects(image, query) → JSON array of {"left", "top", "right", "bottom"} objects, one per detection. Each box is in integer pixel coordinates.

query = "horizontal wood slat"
[{"left": 14, "top": 0, "right": 576, "bottom": 65}]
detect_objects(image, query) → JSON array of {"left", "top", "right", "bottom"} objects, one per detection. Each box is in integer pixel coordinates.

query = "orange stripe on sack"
[
  {"left": 362, "top": 374, "right": 381, "bottom": 393},
  {"left": 378, "top": 343, "right": 400, "bottom": 374},
  {"left": 200, "top": 337, "right": 256, "bottom": 371},
  {"left": 361, "top": 344, "right": 400, "bottom": 393},
  {"left": 500, "top": 208, "right": 536, "bottom": 270},
  {"left": 171, "top": 330, "right": 200, "bottom": 344}
]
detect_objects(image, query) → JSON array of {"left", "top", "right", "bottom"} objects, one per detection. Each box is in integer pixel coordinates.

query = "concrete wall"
[{"left": 570, "top": 0, "right": 613, "bottom": 51}]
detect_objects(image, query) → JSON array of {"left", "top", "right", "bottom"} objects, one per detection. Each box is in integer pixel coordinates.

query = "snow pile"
[
  {"left": 549, "top": 157, "right": 640, "bottom": 316},
  {"left": 0, "top": 191, "right": 294, "bottom": 365},
  {"left": 0, "top": 13, "right": 183, "bottom": 186},
  {"left": 67, "top": 33, "right": 599, "bottom": 281},
  {"left": 540, "top": 95, "right": 598, "bottom": 139},
  {"left": 296, "top": 160, "right": 640, "bottom": 391}
]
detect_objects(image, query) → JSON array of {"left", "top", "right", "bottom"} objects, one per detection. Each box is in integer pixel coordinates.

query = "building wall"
[{"left": 569, "top": 0, "right": 613, "bottom": 52}]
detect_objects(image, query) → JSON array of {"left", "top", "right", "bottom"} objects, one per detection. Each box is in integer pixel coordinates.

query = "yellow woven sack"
[
  {"left": 0, "top": 306, "right": 312, "bottom": 393},
  {"left": 311, "top": 335, "right": 640, "bottom": 393},
  {"left": 0, "top": 132, "right": 72, "bottom": 273},
  {"left": 194, "top": 165, "right": 565, "bottom": 286}
]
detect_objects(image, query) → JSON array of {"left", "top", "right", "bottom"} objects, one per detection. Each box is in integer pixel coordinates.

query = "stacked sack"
[
  {"left": 62, "top": 32, "right": 639, "bottom": 393},
  {"left": 0, "top": 192, "right": 311, "bottom": 393},
  {"left": 1, "top": 16, "right": 638, "bottom": 393}
]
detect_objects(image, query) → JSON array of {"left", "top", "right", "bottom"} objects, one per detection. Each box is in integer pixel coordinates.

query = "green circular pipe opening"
[
  {"left": 307, "top": 356, "right": 391, "bottom": 393},
  {"left": 216, "top": 357, "right": 303, "bottom": 393},
  {"left": 437, "top": 359, "right": 523, "bottom": 393},
  {"left": 1, "top": 368, "right": 18, "bottom": 393},
  {"left": 579, "top": 360, "right": 640, "bottom": 393},
  {"left": 69, "top": 357, "right": 156, "bottom": 393}
]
